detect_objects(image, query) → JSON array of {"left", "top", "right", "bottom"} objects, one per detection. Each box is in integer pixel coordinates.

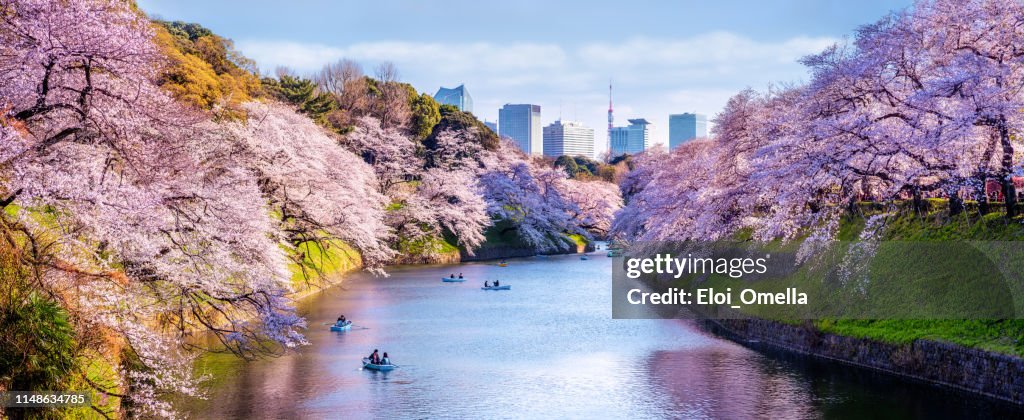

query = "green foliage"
[
  {"left": 159, "top": 20, "right": 212, "bottom": 41},
  {"left": 554, "top": 155, "right": 615, "bottom": 180},
  {"left": 154, "top": 20, "right": 260, "bottom": 115},
  {"left": 0, "top": 291, "right": 79, "bottom": 419},
  {"left": 263, "top": 75, "right": 315, "bottom": 105},
  {"left": 816, "top": 320, "right": 1024, "bottom": 356},
  {"left": 566, "top": 233, "right": 589, "bottom": 249},
  {"left": 426, "top": 106, "right": 500, "bottom": 151},
  {"left": 261, "top": 75, "right": 339, "bottom": 126},
  {"left": 409, "top": 93, "right": 441, "bottom": 140},
  {"left": 687, "top": 206, "right": 1024, "bottom": 356},
  {"left": 0, "top": 293, "right": 77, "bottom": 386},
  {"left": 554, "top": 155, "right": 579, "bottom": 177},
  {"left": 609, "top": 153, "right": 632, "bottom": 166},
  {"left": 289, "top": 239, "right": 361, "bottom": 290},
  {"left": 396, "top": 232, "right": 459, "bottom": 257}
]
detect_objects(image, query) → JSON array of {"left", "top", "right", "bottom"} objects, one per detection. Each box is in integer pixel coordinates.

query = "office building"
[
  {"left": 669, "top": 113, "right": 707, "bottom": 149},
  {"left": 543, "top": 120, "right": 595, "bottom": 158},
  {"left": 498, "top": 104, "right": 542, "bottom": 155},
  {"left": 609, "top": 118, "right": 652, "bottom": 156},
  {"left": 433, "top": 84, "right": 473, "bottom": 113}
]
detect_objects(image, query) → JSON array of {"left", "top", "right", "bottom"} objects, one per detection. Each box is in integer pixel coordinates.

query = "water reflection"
[{"left": 182, "top": 254, "right": 1023, "bottom": 419}]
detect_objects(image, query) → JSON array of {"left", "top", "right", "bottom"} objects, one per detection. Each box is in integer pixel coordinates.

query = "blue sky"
[{"left": 138, "top": 0, "right": 913, "bottom": 149}]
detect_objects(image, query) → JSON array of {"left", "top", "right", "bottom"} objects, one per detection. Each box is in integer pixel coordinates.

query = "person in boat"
[
  {"left": 494, "top": 280, "right": 500, "bottom": 287},
  {"left": 484, "top": 280, "right": 490, "bottom": 287},
  {"left": 458, "top": 273, "right": 463, "bottom": 279},
  {"left": 450, "top": 273, "right": 455, "bottom": 279},
  {"left": 368, "top": 349, "right": 381, "bottom": 364},
  {"left": 337, "top": 315, "right": 347, "bottom": 325},
  {"left": 380, "top": 352, "right": 391, "bottom": 365}
]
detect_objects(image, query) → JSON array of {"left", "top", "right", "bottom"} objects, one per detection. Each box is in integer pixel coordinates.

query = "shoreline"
[
  {"left": 697, "top": 317, "right": 1024, "bottom": 406},
  {"left": 289, "top": 240, "right": 597, "bottom": 301}
]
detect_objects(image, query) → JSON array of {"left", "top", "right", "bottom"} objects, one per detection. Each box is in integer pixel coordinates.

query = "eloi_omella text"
[{"left": 626, "top": 287, "right": 808, "bottom": 307}]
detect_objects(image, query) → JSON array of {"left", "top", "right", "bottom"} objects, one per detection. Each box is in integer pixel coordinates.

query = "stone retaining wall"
[{"left": 707, "top": 318, "right": 1024, "bottom": 405}]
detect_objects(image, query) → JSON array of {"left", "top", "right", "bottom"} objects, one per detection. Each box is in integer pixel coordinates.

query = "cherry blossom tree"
[
  {"left": 557, "top": 178, "right": 622, "bottom": 236},
  {"left": 611, "top": 141, "right": 724, "bottom": 241},
  {"left": 341, "top": 116, "right": 422, "bottom": 195},
  {"left": 342, "top": 119, "right": 492, "bottom": 258},
  {"left": 221, "top": 102, "right": 394, "bottom": 270},
  {"left": 425, "top": 127, "right": 487, "bottom": 171},
  {"left": 478, "top": 141, "right": 580, "bottom": 250},
  {"left": 613, "top": 0, "right": 1024, "bottom": 245},
  {"left": 388, "top": 168, "right": 491, "bottom": 255},
  {"left": 0, "top": 1, "right": 304, "bottom": 415}
]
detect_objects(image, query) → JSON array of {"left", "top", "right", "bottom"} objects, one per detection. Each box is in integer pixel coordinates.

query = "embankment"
[{"left": 702, "top": 318, "right": 1024, "bottom": 405}]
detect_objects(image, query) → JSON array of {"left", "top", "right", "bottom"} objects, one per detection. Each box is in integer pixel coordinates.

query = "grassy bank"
[{"left": 666, "top": 201, "right": 1024, "bottom": 357}]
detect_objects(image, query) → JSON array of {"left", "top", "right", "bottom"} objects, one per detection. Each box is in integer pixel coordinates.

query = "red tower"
[{"left": 607, "top": 81, "right": 614, "bottom": 156}]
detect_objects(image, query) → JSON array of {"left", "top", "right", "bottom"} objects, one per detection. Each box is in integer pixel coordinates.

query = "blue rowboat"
[
  {"left": 442, "top": 277, "right": 466, "bottom": 282},
  {"left": 362, "top": 358, "right": 396, "bottom": 371},
  {"left": 481, "top": 285, "right": 511, "bottom": 290},
  {"left": 580, "top": 255, "right": 589, "bottom": 260},
  {"left": 330, "top": 321, "right": 352, "bottom": 331}
]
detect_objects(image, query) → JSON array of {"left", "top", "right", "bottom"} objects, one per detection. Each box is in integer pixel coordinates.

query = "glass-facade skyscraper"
[
  {"left": 543, "top": 120, "right": 595, "bottom": 158},
  {"left": 433, "top": 84, "right": 473, "bottom": 113},
  {"left": 668, "top": 113, "right": 707, "bottom": 149},
  {"left": 498, "top": 104, "right": 542, "bottom": 155},
  {"left": 610, "top": 118, "right": 651, "bottom": 156}
]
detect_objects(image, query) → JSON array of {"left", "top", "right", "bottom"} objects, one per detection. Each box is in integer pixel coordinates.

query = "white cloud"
[{"left": 236, "top": 32, "right": 837, "bottom": 147}]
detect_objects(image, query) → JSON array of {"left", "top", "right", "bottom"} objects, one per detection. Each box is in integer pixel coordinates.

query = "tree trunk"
[
  {"left": 976, "top": 131, "right": 999, "bottom": 216},
  {"left": 977, "top": 181, "right": 990, "bottom": 215},
  {"left": 912, "top": 185, "right": 926, "bottom": 215},
  {"left": 948, "top": 186, "right": 964, "bottom": 217},
  {"left": 0, "top": 189, "right": 20, "bottom": 209},
  {"left": 998, "top": 117, "right": 1017, "bottom": 218}
]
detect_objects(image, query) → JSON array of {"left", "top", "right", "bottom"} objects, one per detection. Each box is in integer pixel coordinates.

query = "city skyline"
[
  {"left": 543, "top": 119, "right": 596, "bottom": 158},
  {"left": 137, "top": 0, "right": 913, "bottom": 148},
  {"left": 498, "top": 104, "right": 543, "bottom": 155},
  {"left": 669, "top": 113, "right": 708, "bottom": 149}
]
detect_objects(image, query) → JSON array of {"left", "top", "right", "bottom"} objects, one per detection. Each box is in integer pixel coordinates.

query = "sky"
[{"left": 137, "top": 0, "right": 914, "bottom": 151}]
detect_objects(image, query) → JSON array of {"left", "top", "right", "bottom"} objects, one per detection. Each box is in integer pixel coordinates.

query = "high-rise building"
[
  {"left": 484, "top": 120, "right": 498, "bottom": 133},
  {"left": 433, "top": 84, "right": 473, "bottom": 113},
  {"left": 609, "top": 118, "right": 651, "bottom": 156},
  {"left": 543, "top": 120, "right": 595, "bottom": 158},
  {"left": 669, "top": 113, "right": 707, "bottom": 149},
  {"left": 498, "top": 104, "right": 542, "bottom": 155}
]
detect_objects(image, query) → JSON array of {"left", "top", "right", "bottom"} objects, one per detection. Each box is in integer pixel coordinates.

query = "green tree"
[
  {"left": 425, "top": 106, "right": 500, "bottom": 153},
  {"left": 555, "top": 155, "right": 580, "bottom": 177},
  {"left": 409, "top": 92, "right": 441, "bottom": 140},
  {"left": 154, "top": 20, "right": 260, "bottom": 115},
  {"left": 301, "top": 92, "right": 339, "bottom": 126},
  {"left": 263, "top": 75, "right": 316, "bottom": 105}
]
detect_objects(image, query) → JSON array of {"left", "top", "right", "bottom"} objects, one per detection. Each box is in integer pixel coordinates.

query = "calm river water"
[{"left": 183, "top": 252, "right": 1023, "bottom": 419}]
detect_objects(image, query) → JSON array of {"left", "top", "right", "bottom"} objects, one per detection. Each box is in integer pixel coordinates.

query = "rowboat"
[
  {"left": 442, "top": 277, "right": 466, "bottom": 282},
  {"left": 580, "top": 255, "right": 589, "bottom": 260},
  {"left": 362, "top": 358, "right": 396, "bottom": 371},
  {"left": 330, "top": 321, "right": 352, "bottom": 331},
  {"left": 498, "top": 263, "right": 508, "bottom": 267},
  {"left": 481, "top": 285, "right": 511, "bottom": 290}
]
